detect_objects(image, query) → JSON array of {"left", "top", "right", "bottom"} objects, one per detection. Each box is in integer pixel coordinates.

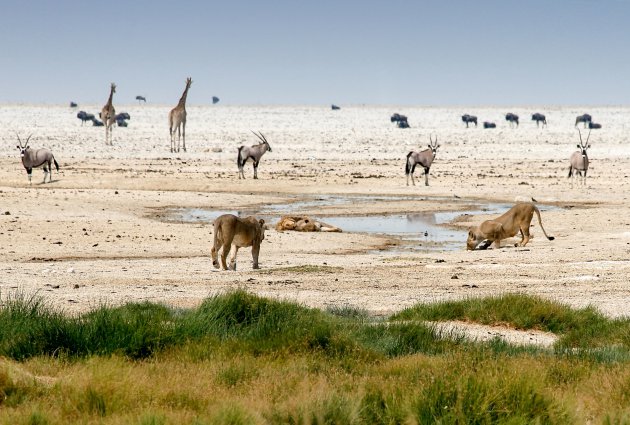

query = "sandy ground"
[{"left": 1, "top": 104, "right": 629, "bottom": 331}]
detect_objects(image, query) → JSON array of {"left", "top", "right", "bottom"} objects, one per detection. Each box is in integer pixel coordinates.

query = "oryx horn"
[{"left": 251, "top": 130, "right": 268, "bottom": 144}]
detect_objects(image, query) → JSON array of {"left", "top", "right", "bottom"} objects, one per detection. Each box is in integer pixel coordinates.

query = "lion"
[
  {"left": 211, "top": 214, "right": 265, "bottom": 270},
  {"left": 466, "top": 202, "right": 555, "bottom": 250},
  {"left": 275, "top": 215, "right": 342, "bottom": 232}
]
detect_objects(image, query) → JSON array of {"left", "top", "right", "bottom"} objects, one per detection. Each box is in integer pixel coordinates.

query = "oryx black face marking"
[
  {"left": 405, "top": 134, "right": 440, "bottom": 187},
  {"left": 568, "top": 128, "right": 592, "bottom": 187},
  {"left": 16, "top": 133, "right": 59, "bottom": 184},
  {"left": 237, "top": 131, "right": 272, "bottom": 180}
]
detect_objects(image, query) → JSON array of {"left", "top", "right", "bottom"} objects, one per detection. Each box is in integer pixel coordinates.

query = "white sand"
[{"left": 1, "top": 104, "right": 629, "bottom": 325}]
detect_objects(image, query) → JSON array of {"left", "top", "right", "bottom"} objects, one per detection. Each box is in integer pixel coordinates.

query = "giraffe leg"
[{"left": 182, "top": 123, "right": 186, "bottom": 152}]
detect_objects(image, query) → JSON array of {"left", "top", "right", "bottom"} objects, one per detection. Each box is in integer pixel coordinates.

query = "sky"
[{"left": 1, "top": 0, "right": 629, "bottom": 106}]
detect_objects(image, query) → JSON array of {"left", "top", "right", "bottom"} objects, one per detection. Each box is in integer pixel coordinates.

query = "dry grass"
[{"left": 1, "top": 291, "right": 630, "bottom": 424}]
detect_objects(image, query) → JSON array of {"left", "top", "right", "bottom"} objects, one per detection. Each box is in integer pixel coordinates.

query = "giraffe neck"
[
  {"left": 177, "top": 87, "right": 189, "bottom": 108},
  {"left": 106, "top": 88, "right": 114, "bottom": 108}
]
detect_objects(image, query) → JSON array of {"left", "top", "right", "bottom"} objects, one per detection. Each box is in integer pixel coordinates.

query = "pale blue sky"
[{"left": 1, "top": 0, "right": 628, "bottom": 105}]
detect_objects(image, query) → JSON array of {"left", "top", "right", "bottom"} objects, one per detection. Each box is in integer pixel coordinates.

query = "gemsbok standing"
[
  {"left": 405, "top": 135, "right": 440, "bottom": 186},
  {"left": 568, "top": 128, "right": 591, "bottom": 187},
  {"left": 15, "top": 134, "right": 59, "bottom": 184},
  {"left": 237, "top": 131, "right": 272, "bottom": 179}
]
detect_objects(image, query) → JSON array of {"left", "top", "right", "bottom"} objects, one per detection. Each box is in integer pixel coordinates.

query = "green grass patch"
[
  {"left": 392, "top": 293, "right": 630, "bottom": 353},
  {"left": 2, "top": 291, "right": 630, "bottom": 423}
]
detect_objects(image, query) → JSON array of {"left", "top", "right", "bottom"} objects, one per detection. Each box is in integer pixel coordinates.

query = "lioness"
[
  {"left": 275, "top": 215, "right": 342, "bottom": 232},
  {"left": 211, "top": 214, "right": 265, "bottom": 270},
  {"left": 467, "top": 202, "right": 555, "bottom": 250}
]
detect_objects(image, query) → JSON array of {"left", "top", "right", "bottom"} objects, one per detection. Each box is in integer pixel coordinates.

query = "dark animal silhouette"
[
  {"left": 575, "top": 114, "right": 592, "bottom": 128},
  {"left": 391, "top": 113, "right": 409, "bottom": 127},
  {"left": 531, "top": 113, "right": 547, "bottom": 127},
  {"left": 70, "top": 102, "right": 78, "bottom": 108},
  {"left": 212, "top": 96, "right": 220, "bottom": 104},
  {"left": 588, "top": 122, "right": 602, "bottom": 129},
  {"left": 91, "top": 118, "right": 104, "bottom": 127},
  {"left": 77, "top": 111, "right": 95, "bottom": 126},
  {"left": 331, "top": 104, "right": 340, "bottom": 110},
  {"left": 461, "top": 114, "right": 477, "bottom": 128},
  {"left": 505, "top": 113, "right": 519, "bottom": 127},
  {"left": 483, "top": 122, "right": 496, "bottom": 129},
  {"left": 391, "top": 113, "right": 407, "bottom": 123},
  {"left": 136, "top": 95, "right": 146, "bottom": 103},
  {"left": 115, "top": 112, "right": 130, "bottom": 127}
]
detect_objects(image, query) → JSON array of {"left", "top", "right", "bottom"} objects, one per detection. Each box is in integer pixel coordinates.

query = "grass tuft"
[{"left": 2, "top": 290, "right": 630, "bottom": 423}]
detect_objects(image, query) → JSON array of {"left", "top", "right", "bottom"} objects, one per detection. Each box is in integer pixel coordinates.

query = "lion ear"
[{"left": 259, "top": 219, "right": 265, "bottom": 226}]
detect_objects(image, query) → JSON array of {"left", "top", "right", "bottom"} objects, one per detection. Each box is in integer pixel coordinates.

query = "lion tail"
[
  {"left": 533, "top": 206, "right": 555, "bottom": 241},
  {"left": 213, "top": 220, "right": 223, "bottom": 250}
]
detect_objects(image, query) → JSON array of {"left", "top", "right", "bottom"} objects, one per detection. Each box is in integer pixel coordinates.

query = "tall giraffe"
[
  {"left": 168, "top": 77, "right": 192, "bottom": 153},
  {"left": 100, "top": 83, "right": 116, "bottom": 145}
]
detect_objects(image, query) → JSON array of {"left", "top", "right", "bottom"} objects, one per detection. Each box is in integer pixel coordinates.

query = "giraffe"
[
  {"left": 100, "top": 83, "right": 116, "bottom": 145},
  {"left": 168, "top": 77, "right": 192, "bottom": 153}
]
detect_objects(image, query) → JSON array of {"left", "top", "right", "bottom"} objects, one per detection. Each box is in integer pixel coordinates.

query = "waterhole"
[{"left": 170, "top": 195, "right": 558, "bottom": 252}]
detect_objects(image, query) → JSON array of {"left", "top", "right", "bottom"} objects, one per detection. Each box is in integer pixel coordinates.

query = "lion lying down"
[
  {"left": 467, "top": 202, "right": 555, "bottom": 250},
  {"left": 275, "top": 215, "right": 342, "bottom": 233}
]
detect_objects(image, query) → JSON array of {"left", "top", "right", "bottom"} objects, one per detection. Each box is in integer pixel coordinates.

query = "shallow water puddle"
[{"left": 171, "top": 196, "right": 557, "bottom": 252}]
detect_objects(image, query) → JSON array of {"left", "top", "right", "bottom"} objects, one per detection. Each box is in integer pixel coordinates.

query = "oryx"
[
  {"left": 15, "top": 134, "right": 59, "bottom": 184},
  {"left": 405, "top": 135, "right": 440, "bottom": 186},
  {"left": 568, "top": 128, "right": 591, "bottom": 186},
  {"left": 237, "top": 131, "right": 272, "bottom": 179}
]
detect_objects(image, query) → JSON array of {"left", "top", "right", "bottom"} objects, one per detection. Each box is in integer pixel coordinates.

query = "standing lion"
[{"left": 211, "top": 214, "right": 265, "bottom": 270}]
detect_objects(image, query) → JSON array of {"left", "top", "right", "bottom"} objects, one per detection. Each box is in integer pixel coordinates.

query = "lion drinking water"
[
  {"left": 466, "top": 202, "right": 555, "bottom": 250},
  {"left": 211, "top": 214, "right": 265, "bottom": 270}
]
